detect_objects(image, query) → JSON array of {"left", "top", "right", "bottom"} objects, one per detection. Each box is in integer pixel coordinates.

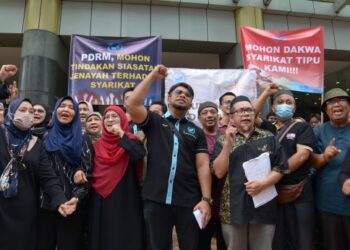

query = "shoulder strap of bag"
[
  {"left": 277, "top": 121, "right": 298, "bottom": 143},
  {"left": 163, "top": 117, "right": 184, "bottom": 141}
]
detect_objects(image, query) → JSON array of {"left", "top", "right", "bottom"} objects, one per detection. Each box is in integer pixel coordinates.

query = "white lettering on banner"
[
  {"left": 295, "top": 57, "right": 321, "bottom": 64},
  {"left": 245, "top": 44, "right": 280, "bottom": 53},
  {"left": 284, "top": 46, "right": 321, "bottom": 54},
  {"left": 81, "top": 53, "right": 111, "bottom": 62},
  {"left": 264, "top": 65, "right": 298, "bottom": 74},
  {"left": 247, "top": 54, "right": 293, "bottom": 64}
]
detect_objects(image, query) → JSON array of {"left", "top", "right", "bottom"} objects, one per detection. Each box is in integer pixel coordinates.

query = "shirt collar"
[
  {"left": 164, "top": 111, "right": 188, "bottom": 121},
  {"left": 236, "top": 127, "right": 261, "bottom": 140}
]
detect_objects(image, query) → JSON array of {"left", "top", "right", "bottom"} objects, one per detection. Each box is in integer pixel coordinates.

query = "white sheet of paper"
[
  {"left": 193, "top": 209, "right": 203, "bottom": 229},
  {"left": 242, "top": 152, "right": 277, "bottom": 208}
]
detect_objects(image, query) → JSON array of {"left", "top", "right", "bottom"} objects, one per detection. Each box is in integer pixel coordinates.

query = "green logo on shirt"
[{"left": 187, "top": 127, "right": 196, "bottom": 134}]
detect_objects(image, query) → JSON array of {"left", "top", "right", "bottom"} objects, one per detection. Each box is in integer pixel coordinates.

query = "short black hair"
[
  {"left": 167, "top": 82, "right": 194, "bottom": 99},
  {"left": 122, "top": 87, "right": 135, "bottom": 101},
  {"left": 229, "top": 95, "right": 251, "bottom": 112},
  {"left": 309, "top": 113, "right": 321, "bottom": 121},
  {"left": 219, "top": 92, "right": 236, "bottom": 105},
  {"left": 150, "top": 101, "right": 168, "bottom": 114},
  {"left": 266, "top": 112, "right": 276, "bottom": 119}
]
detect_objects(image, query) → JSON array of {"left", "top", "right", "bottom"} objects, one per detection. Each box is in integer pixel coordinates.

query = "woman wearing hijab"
[
  {"left": 37, "top": 96, "right": 93, "bottom": 250},
  {"left": 32, "top": 103, "right": 51, "bottom": 139},
  {"left": 89, "top": 106, "right": 145, "bottom": 250},
  {"left": 84, "top": 111, "right": 102, "bottom": 143},
  {"left": 79, "top": 100, "right": 94, "bottom": 134},
  {"left": 0, "top": 98, "right": 76, "bottom": 250}
]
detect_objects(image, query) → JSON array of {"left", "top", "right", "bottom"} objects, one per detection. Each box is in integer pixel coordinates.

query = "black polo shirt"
[
  {"left": 277, "top": 122, "right": 315, "bottom": 185},
  {"left": 213, "top": 128, "right": 288, "bottom": 225},
  {"left": 277, "top": 121, "right": 315, "bottom": 202},
  {"left": 138, "top": 111, "right": 208, "bottom": 208}
]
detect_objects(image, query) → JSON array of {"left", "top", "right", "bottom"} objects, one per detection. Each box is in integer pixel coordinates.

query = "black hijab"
[{"left": 31, "top": 103, "right": 51, "bottom": 138}]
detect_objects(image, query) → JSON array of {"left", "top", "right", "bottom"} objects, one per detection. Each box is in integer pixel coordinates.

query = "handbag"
[
  {"left": 276, "top": 121, "right": 306, "bottom": 204},
  {"left": 276, "top": 178, "right": 307, "bottom": 204}
]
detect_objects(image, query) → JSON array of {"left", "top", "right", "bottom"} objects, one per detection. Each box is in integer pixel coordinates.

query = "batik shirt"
[{"left": 213, "top": 128, "right": 288, "bottom": 224}]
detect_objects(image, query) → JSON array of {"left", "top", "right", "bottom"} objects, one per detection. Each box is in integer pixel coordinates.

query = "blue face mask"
[{"left": 275, "top": 104, "right": 293, "bottom": 121}]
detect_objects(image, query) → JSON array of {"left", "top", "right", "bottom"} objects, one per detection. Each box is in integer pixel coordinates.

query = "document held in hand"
[
  {"left": 242, "top": 152, "right": 277, "bottom": 208},
  {"left": 193, "top": 209, "right": 203, "bottom": 229}
]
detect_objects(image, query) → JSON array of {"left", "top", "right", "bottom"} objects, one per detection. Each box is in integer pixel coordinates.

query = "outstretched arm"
[
  {"left": 125, "top": 65, "right": 167, "bottom": 124},
  {"left": 253, "top": 83, "right": 279, "bottom": 115}
]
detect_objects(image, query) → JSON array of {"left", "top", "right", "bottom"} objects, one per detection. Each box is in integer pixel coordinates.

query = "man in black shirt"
[
  {"left": 270, "top": 89, "right": 316, "bottom": 250},
  {"left": 213, "top": 96, "right": 288, "bottom": 250},
  {"left": 126, "top": 65, "right": 211, "bottom": 250}
]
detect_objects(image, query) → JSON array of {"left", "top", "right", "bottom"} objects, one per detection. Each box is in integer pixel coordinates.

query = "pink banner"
[{"left": 240, "top": 26, "right": 324, "bottom": 93}]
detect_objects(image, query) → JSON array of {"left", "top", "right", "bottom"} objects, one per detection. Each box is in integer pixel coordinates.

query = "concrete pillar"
[
  {"left": 220, "top": 7, "right": 270, "bottom": 116},
  {"left": 220, "top": 6, "right": 264, "bottom": 69},
  {"left": 20, "top": 0, "right": 68, "bottom": 108}
]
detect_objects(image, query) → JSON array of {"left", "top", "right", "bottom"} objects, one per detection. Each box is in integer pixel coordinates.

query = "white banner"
[{"left": 166, "top": 68, "right": 257, "bottom": 124}]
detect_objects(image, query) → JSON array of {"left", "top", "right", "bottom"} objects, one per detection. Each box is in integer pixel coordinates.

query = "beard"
[
  {"left": 172, "top": 102, "right": 189, "bottom": 111},
  {"left": 238, "top": 122, "right": 253, "bottom": 134}
]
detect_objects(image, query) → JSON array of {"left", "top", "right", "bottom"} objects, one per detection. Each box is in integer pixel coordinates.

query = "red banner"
[{"left": 240, "top": 26, "right": 324, "bottom": 93}]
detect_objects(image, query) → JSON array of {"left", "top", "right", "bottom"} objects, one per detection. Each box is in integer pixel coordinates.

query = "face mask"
[
  {"left": 275, "top": 104, "right": 293, "bottom": 121},
  {"left": 13, "top": 112, "right": 34, "bottom": 131}
]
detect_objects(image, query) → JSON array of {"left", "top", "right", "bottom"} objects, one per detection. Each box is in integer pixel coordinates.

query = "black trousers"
[
  {"left": 36, "top": 208, "right": 86, "bottom": 250},
  {"left": 198, "top": 217, "right": 226, "bottom": 250},
  {"left": 318, "top": 210, "right": 350, "bottom": 250},
  {"left": 273, "top": 201, "right": 314, "bottom": 250},
  {"left": 143, "top": 200, "right": 199, "bottom": 250}
]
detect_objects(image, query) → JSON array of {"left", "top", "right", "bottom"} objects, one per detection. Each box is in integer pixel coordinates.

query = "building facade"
[{"left": 0, "top": 0, "right": 350, "bottom": 117}]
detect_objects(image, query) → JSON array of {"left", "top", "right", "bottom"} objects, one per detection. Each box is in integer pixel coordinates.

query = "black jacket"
[{"left": 41, "top": 136, "right": 93, "bottom": 210}]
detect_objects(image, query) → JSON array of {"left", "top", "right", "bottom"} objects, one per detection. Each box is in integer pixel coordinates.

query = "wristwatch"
[{"left": 201, "top": 196, "right": 213, "bottom": 206}]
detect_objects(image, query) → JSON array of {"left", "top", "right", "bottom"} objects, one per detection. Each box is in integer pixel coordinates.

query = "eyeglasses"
[
  {"left": 173, "top": 89, "right": 192, "bottom": 98},
  {"left": 33, "top": 108, "right": 45, "bottom": 114},
  {"left": 231, "top": 108, "right": 254, "bottom": 116},
  {"left": 105, "top": 114, "right": 120, "bottom": 120},
  {"left": 325, "top": 98, "right": 348, "bottom": 106}
]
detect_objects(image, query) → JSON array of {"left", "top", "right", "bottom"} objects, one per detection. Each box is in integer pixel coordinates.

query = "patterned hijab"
[
  {"left": 44, "top": 96, "right": 82, "bottom": 168},
  {"left": 85, "top": 111, "right": 102, "bottom": 143},
  {"left": 5, "top": 98, "right": 33, "bottom": 155},
  {"left": 0, "top": 98, "right": 33, "bottom": 198}
]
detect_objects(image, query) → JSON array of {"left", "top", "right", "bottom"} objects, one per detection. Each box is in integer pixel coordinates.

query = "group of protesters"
[{"left": 0, "top": 63, "right": 350, "bottom": 250}]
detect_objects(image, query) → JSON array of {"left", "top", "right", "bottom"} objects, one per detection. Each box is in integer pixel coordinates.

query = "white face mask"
[{"left": 13, "top": 112, "right": 34, "bottom": 131}]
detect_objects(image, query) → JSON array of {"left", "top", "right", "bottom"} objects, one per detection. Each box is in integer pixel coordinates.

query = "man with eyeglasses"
[
  {"left": 218, "top": 92, "right": 236, "bottom": 134},
  {"left": 212, "top": 95, "right": 288, "bottom": 250},
  {"left": 125, "top": 65, "right": 212, "bottom": 250},
  {"left": 309, "top": 88, "right": 350, "bottom": 250}
]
